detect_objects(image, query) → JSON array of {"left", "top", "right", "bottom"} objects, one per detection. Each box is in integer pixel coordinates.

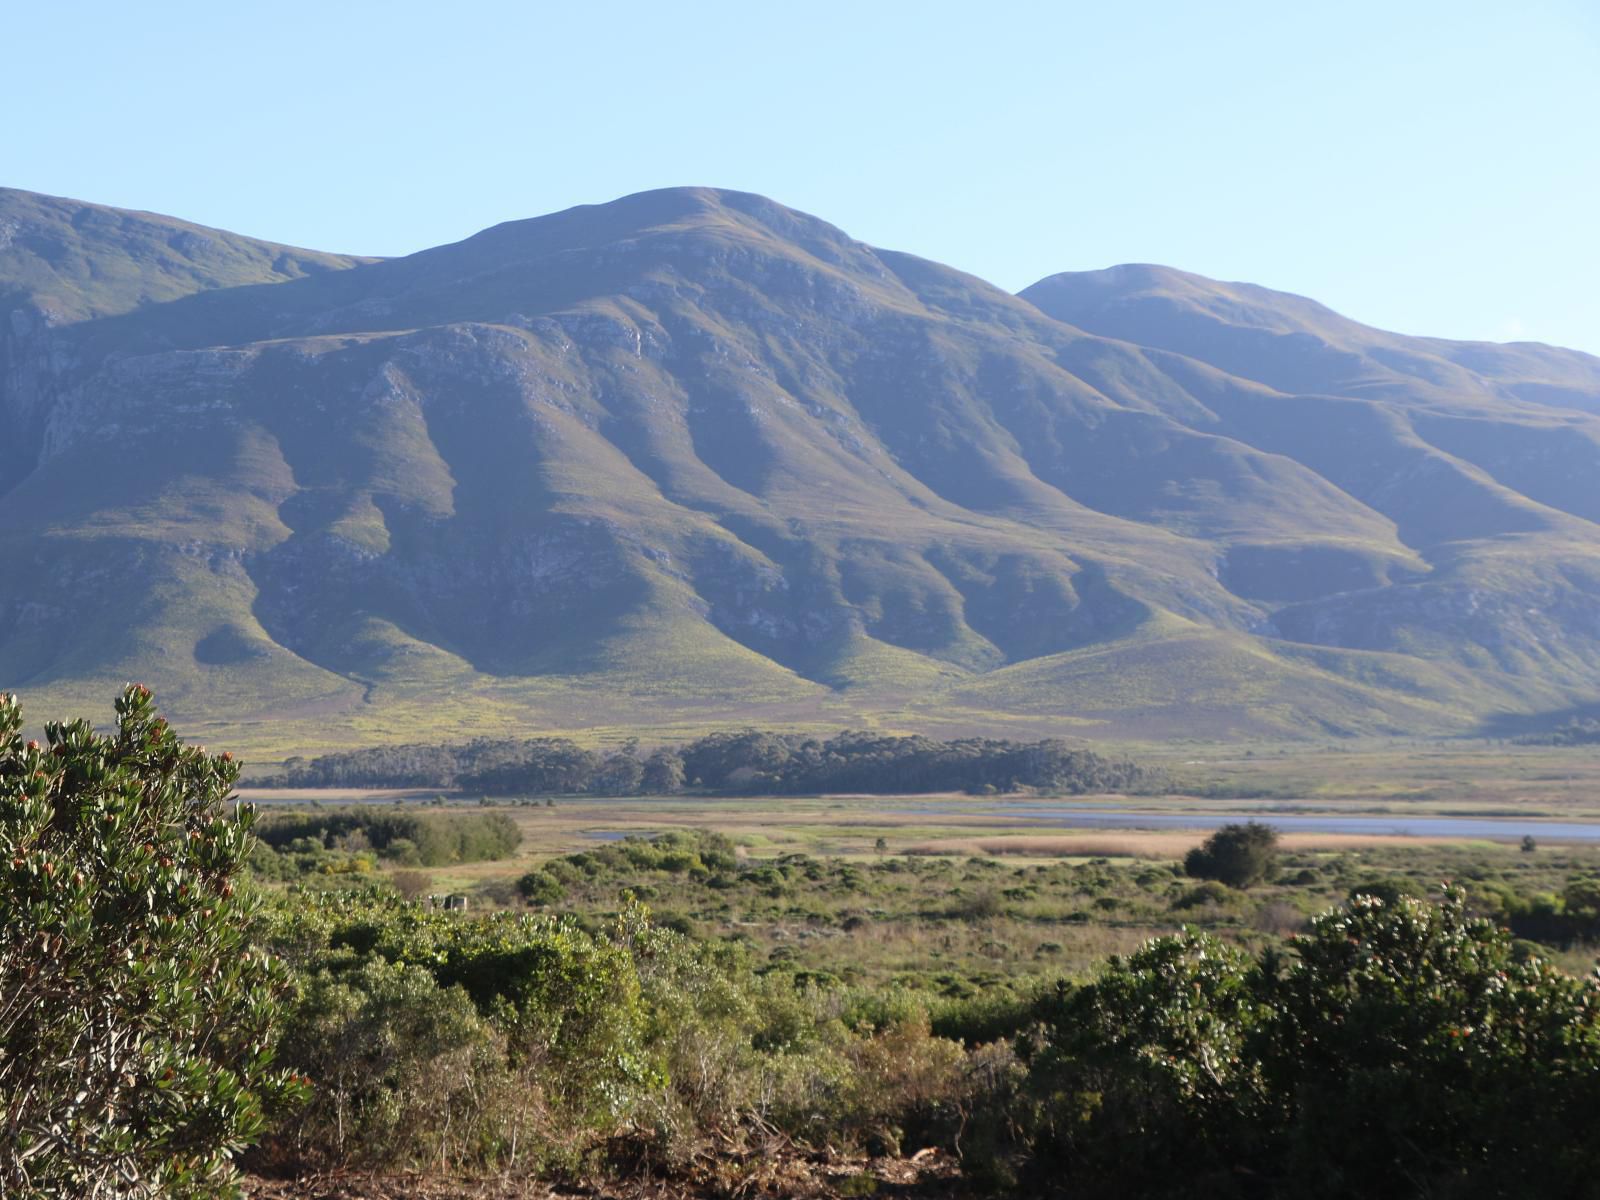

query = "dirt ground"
[{"left": 243, "top": 1146, "right": 969, "bottom": 1199}]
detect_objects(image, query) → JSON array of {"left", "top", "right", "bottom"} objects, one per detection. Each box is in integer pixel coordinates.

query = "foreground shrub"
[
  {"left": 838, "top": 1012, "right": 972, "bottom": 1153},
  {"left": 269, "top": 958, "right": 516, "bottom": 1170},
  {"left": 258, "top": 893, "right": 1008, "bottom": 1178},
  {"left": 0, "top": 686, "right": 301, "bottom": 1198},
  {"left": 260, "top": 894, "right": 658, "bottom": 1171},
  {"left": 1018, "top": 888, "right": 1600, "bottom": 1197}
]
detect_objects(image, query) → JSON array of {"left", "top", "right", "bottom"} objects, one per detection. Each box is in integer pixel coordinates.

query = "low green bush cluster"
[
  {"left": 249, "top": 835, "right": 378, "bottom": 881},
  {"left": 253, "top": 807, "right": 520, "bottom": 873},
  {"left": 263, "top": 894, "right": 656, "bottom": 1172},
  {"left": 252, "top": 880, "right": 1600, "bottom": 1196},
  {"left": 254, "top": 891, "right": 1001, "bottom": 1175}
]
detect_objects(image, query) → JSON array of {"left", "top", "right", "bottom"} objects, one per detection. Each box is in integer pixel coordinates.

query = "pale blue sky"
[{"left": 8, "top": 1, "right": 1598, "bottom": 351}]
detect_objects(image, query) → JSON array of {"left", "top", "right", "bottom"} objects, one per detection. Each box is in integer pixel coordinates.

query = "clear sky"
[{"left": 8, "top": 0, "right": 1598, "bottom": 352}]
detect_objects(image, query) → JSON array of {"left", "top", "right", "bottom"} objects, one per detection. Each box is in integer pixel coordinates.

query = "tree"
[
  {"left": 640, "top": 750, "right": 686, "bottom": 794},
  {"left": 595, "top": 751, "right": 644, "bottom": 795},
  {"left": 0, "top": 686, "right": 303, "bottom": 1197},
  {"left": 1183, "top": 821, "right": 1278, "bottom": 888}
]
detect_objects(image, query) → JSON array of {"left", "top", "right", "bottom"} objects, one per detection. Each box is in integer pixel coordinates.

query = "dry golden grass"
[
  {"left": 906, "top": 834, "right": 1194, "bottom": 859},
  {"left": 237, "top": 787, "right": 440, "bottom": 803},
  {"left": 1277, "top": 832, "right": 1465, "bottom": 850}
]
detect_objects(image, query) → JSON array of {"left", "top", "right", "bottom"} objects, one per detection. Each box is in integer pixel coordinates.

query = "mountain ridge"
[{"left": 2, "top": 185, "right": 1596, "bottom": 758}]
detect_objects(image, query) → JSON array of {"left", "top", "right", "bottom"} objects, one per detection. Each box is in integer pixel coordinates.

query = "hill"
[{"left": 1, "top": 187, "right": 1597, "bottom": 756}]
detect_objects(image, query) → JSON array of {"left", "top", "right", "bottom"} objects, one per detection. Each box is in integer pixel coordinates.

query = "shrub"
[
  {"left": 1346, "top": 876, "right": 1423, "bottom": 906},
  {"left": 516, "top": 869, "right": 565, "bottom": 906},
  {"left": 1183, "top": 821, "right": 1278, "bottom": 888},
  {"left": 1021, "top": 887, "right": 1600, "bottom": 1197},
  {"left": 931, "top": 984, "right": 1056, "bottom": 1045},
  {"left": 273, "top": 958, "right": 507, "bottom": 1168},
  {"left": 0, "top": 686, "right": 302, "bottom": 1197},
  {"left": 389, "top": 869, "right": 433, "bottom": 901},
  {"left": 1172, "top": 879, "right": 1234, "bottom": 910},
  {"left": 839, "top": 1013, "right": 969, "bottom": 1153},
  {"left": 333, "top": 899, "right": 651, "bottom": 1121},
  {"left": 955, "top": 890, "right": 1003, "bottom": 920},
  {"left": 256, "top": 808, "right": 520, "bottom": 867}
]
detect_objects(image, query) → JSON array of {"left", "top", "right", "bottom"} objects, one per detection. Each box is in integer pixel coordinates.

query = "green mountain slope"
[
  {"left": 1022, "top": 266, "right": 1600, "bottom": 720},
  {"left": 0, "top": 187, "right": 373, "bottom": 499},
  {"left": 1, "top": 189, "right": 1596, "bottom": 755},
  {"left": 0, "top": 187, "right": 373, "bottom": 321}
]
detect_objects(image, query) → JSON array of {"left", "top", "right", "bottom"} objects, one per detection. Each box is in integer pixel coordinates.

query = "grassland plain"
[{"left": 242, "top": 741, "right": 1600, "bottom": 990}]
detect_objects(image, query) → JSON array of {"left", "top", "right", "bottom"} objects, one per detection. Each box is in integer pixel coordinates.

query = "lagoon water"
[{"left": 886, "top": 803, "right": 1600, "bottom": 842}]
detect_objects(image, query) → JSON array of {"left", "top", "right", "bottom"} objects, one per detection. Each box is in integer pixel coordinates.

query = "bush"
[
  {"left": 956, "top": 890, "right": 1003, "bottom": 920},
  {"left": 1183, "top": 821, "right": 1278, "bottom": 889},
  {"left": 1347, "top": 877, "right": 1423, "bottom": 906},
  {"left": 273, "top": 958, "right": 507, "bottom": 1168},
  {"left": 0, "top": 686, "right": 302, "bottom": 1197},
  {"left": 256, "top": 808, "right": 520, "bottom": 867},
  {"left": 931, "top": 984, "right": 1057, "bottom": 1045},
  {"left": 516, "top": 868, "right": 565, "bottom": 906},
  {"left": 1172, "top": 879, "right": 1235, "bottom": 910},
  {"left": 389, "top": 869, "right": 433, "bottom": 901},
  {"left": 1020, "top": 887, "right": 1600, "bottom": 1197},
  {"left": 838, "top": 1013, "right": 969, "bottom": 1153},
  {"left": 267, "top": 896, "right": 657, "bottom": 1136}
]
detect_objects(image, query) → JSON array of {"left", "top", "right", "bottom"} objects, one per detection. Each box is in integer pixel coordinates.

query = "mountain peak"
[
  {"left": 448, "top": 186, "right": 861, "bottom": 265},
  {"left": 1022, "top": 261, "right": 1600, "bottom": 409},
  {"left": 1023, "top": 263, "right": 1346, "bottom": 337}
]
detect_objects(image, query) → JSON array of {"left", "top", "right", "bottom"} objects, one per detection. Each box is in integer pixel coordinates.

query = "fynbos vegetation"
[
  {"left": 11, "top": 691, "right": 1600, "bottom": 1198},
  {"left": 250, "top": 808, "right": 521, "bottom": 876}
]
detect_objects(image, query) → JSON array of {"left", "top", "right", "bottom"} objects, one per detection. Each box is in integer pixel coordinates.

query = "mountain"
[
  {"left": 1022, "top": 266, "right": 1600, "bottom": 700},
  {"left": 1, "top": 186, "right": 1596, "bottom": 758}
]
